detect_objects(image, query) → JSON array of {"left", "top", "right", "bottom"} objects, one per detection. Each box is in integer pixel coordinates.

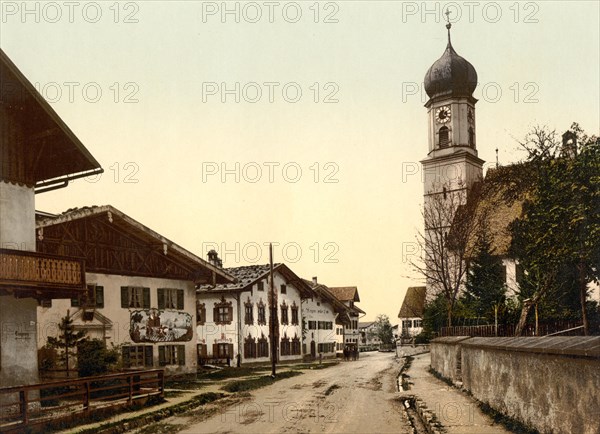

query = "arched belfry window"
[
  {"left": 439, "top": 127, "right": 449, "bottom": 148},
  {"left": 468, "top": 127, "right": 475, "bottom": 148}
]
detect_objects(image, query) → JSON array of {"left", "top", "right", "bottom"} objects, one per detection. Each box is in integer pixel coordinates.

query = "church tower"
[{"left": 421, "top": 21, "right": 484, "bottom": 203}]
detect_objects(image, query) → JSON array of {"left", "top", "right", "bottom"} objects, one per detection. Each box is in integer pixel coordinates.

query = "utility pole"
[{"left": 269, "top": 243, "right": 277, "bottom": 377}]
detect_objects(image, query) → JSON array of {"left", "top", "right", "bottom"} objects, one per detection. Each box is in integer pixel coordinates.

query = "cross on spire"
[{"left": 445, "top": 9, "right": 452, "bottom": 46}]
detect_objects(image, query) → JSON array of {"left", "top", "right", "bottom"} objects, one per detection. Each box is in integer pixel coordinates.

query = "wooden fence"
[
  {"left": 440, "top": 321, "right": 593, "bottom": 337},
  {"left": 0, "top": 369, "right": 164, "bottom": 432}
]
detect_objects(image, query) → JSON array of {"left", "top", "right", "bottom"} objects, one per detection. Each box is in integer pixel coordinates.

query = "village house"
[
  {"left": 398, "top": 286, "right": 426, "bottom": 340},
  {"left": 302, "top": 277, "right": 351, "bottom": 359},
  {"left": 196, "top": 263, "right": 313, "bottom": 365},
  {"left": 358, "top": 321, "right": 381, "bottom": 351},
  {"left": 0, "top": 49, "right": 103, "bottom": 388},
  {"left": 36, "top": 205, "right": 234, "bottom": 375},
  {"left": 327, "top": 286, "right": 365, "bottom": 353}
]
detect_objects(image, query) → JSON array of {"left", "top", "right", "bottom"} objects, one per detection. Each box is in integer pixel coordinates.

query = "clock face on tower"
[{"left": 435, "top": 106, "right": 451, "bottom": 123}]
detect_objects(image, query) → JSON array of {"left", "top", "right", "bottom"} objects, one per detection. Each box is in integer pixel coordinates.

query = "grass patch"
[
  {"left": 164, "top": 390, "right": 187, "bottom": 399},
  {"left": 221, "top": 371, "right": 303, "bottom": 393}
]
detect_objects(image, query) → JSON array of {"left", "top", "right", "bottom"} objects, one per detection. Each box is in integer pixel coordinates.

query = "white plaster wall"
[
  {"left": 37, "top": 273, "right": 198, "bottom": 375},
  {"left": 0, "top": 297, "right": 39, "bottom": 387},
  {"left": 0, "top": 181, "right": 35, "bottom": 251},
  {"left": 197, "top": 271, "right": 304, "bottom": 364},
  {"left": 301, "top": 296, "right": 337, "bottom": 356}
]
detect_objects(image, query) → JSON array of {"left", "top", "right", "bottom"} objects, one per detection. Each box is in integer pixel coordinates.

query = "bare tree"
[{"left": 412, "top": 183, "right": 484, "bottom": 327}]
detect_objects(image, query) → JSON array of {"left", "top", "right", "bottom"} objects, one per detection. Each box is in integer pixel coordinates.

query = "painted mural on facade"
[{"left": 130, "top": 309, "right": 193, "bottom": 342}]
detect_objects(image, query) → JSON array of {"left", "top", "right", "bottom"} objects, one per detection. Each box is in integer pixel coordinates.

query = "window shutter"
[
  {"left": 227, "top": 306, "right": 233, "bottom": 323},
  {"left": 158, "top": 346, "right": 166, "bottom": 366},
  {"left": 177, "top": 290, "right": 184, "bottom": 310},
  {"left": 144, "top": 346, "right": 153, "bottom": 367},
  {"left": 228, "top": 343, "right": 234, "bottom": 357},
  {"left": 143, "top": 288, "right": 151, "bottom": 308},
  {"left": 213, "top": 307, "right": 219, "bottom": 323},
  {"left": 122, "top": 346, "right": 131, "bottom": 368},
  {"left": 121, "top": 287, "right": 129, "bottom": 308},
  {"left": 96, "top": 287, "right": 104, "bottom": 308},
  {"left": 157, "top": 288, "right": 165, "bottom": 309},
  {"left": 212, "top": 343, "right": 218, "bottom": 357},
  {"left": 177, "top": 345, "right": 185, "bottom": 365}
]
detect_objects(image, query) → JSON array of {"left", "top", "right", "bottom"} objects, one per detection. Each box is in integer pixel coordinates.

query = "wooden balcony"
[{"left": 0, "top": 248, "right": 86, "bottom": 299}]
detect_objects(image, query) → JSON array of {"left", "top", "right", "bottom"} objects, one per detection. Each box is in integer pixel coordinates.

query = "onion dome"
[{"left": 424, "top": 23, "right": 477, "bottom": 99}]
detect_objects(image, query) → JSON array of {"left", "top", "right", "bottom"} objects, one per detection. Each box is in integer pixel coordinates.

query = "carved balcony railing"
[{"left": 0, "top": 248, "right": 86, "bottom": 298}]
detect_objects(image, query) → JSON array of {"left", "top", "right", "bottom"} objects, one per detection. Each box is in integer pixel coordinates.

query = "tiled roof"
[
  {"left": 328, "top": 286, "right": 360, "bottom": 302},
  {"left": 198, "top": 264, "right": 313, "bottom": 297},
  {"left": 398, "top": 286, "right": 427, "bottom": 318},
  {"left": 358, "top": 321, "right": 375, "bottom": 329}
]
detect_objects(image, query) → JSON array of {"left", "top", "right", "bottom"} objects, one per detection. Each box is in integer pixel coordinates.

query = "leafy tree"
[
  {"left": 47, "top": 311, "right": 87, "bottom": 376},
  {"left": 510, "top": 123, "right": 600, "bottom": 335},
  {"left": 371, "top": 314, "right": 394, "bottom": 345},
  {"left": 461, "top": 232, "right": 507, "bottom": 331}
]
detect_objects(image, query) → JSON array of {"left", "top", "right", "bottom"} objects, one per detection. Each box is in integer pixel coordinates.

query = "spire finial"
[{"left": 445, "top": 9, "right": 452, "bottom": 46}]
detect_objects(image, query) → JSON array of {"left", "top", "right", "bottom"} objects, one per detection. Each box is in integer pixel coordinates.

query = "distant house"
[
  {"left": 328, "top": 286, "right": 365, "bottom": 351},
  {"left": 358, "top": 321, "right": 380, "bottom": 350},
  {"left": 36, "top": 205, "right": 234, "bottom": 375},
  {"left": 398, "top": 287, "right": 426, "bottom": 339},
  {"left": 1, "top": 49, "right": 102, "bottom": 388},
  {"left": 302, "top": 277, "right": 351, "bottom": 359},
  {"left": 196, "top": 263, "right": 313, "bottom": 365}
]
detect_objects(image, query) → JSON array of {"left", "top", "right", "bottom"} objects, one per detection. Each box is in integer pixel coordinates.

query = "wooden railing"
[
  {"left": 0, "top": 248, "right": 85, "bottom": 295},
  {"left": 0, "top": 370, "right": 164, "bottom": 432}
]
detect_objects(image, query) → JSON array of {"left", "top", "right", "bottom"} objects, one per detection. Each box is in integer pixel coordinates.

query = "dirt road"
[{"left": 174, "top": 352, "right": 411, "bottom": 434}]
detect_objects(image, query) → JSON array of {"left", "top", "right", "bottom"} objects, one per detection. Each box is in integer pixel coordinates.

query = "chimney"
[
  {"left": 207, "top": 250, "right": 223, "bottom": 268},
  {"left": 312, "top": 276, "right": 318, "bottom": 285}
]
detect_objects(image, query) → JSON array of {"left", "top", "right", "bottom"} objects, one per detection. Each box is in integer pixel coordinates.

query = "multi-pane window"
[
  {"left": 257, "top": 302, "right": 266, "bottom": 325},
  {"left": 121, "top": 287, "right": 150, "bottom": 309},
  {"left": 318, "top": 321, "right": 333, "bottom": 330},
  {"left": 402, "top": 319, "right": 413, "bottom": 329},
  {"left": 317, "top": 343, "right": 335, "bottom": 353},
  {"left": 280, "top": 302, "right": 289, "bottom": 325},
  {"left": 244, "top": 302, "right": 254, "bottom": 325},
  {"left": 291, "top": 336, "right": 301, "bottom": 355},
  {"left": 280, "top": 336, "right": 291, "bottom": 356},
  {"left": 196, "top": 302, "right": 206, "bottom": 325},
  {"left": 213, "top": 298, "right": 233, "bottom": 325},
  {"left": 414, "top": 320, "right": 423, "bottom": 328},
  {"left": 123, "top": 345, "right": 153, "bottom": 368},
  {"left": 159, "top": 345, "right": 185, "bottom": 366},
  {"left": 244, "top": 335, "right": 256, "bottom": 358},
  {"left": 257, "top": 336, "right": 269, "bottom": 357},
  {"left": 280, "top": 284, "right": 287, "bottom": 294},
  {"left": 291, "top": 303, "right": 299, "bottom": 325},
  {"left": 158, "top": 288, "right": 184, "bottom": 310},
  {"left": 257, "top": 281, "right": 264, "bottom": 291},
  {"left": 197, "top": 344, "right": 207, "bottom": 360},
  {"left": 72, "top": 285, "right": 104, "bottom": 308},
  {"left": 308, "top": 321, "right": 317, "bottom": 330},
  {"left": 214, "top": 343, "right": 234, "bottom": 358}
]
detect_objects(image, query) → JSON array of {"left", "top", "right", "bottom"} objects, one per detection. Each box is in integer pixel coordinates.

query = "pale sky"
[{"left": 2, "top": 1, "right": 599, "bottom": 322}]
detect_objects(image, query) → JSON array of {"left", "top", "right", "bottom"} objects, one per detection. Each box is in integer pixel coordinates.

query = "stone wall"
[
  {"left": 431, "top": 336, "right": 600, "bottom": 434},
  {"left": 429, "top": 336, "right": 469, "bottom": 383}
]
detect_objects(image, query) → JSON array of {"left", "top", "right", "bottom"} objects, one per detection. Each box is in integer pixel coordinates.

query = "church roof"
[
  {"left": 398, "top": 286, "right": 427, "bottom": 318},
  {"left": 424, "top": 24, "right": 478, "bottom": 100}
]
